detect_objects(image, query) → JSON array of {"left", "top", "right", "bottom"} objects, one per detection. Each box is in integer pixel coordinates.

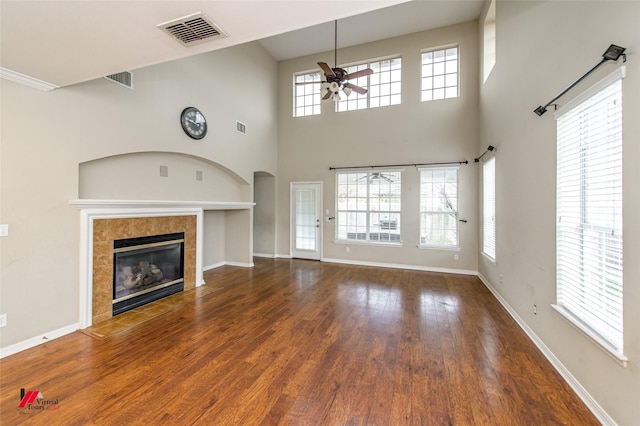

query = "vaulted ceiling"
[{"left": 0, "top": 0, "right": 483, "bottom": 89}]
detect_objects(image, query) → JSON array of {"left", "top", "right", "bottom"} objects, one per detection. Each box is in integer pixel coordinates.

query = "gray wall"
[
  {"left": 478, "top": 1, "right": 640, "bottom": 424},
  {"left": 253, "top": 172, "right": 277, "bottom": 256},
  {"left": 0, "top": 41, "right": 278, "bottom": 348},
  {"left": 276, "top": 21, "right": 479, "bottom": 271}
]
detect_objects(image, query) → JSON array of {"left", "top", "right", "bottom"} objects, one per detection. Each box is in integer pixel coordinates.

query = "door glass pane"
[{"left": 295, "top": 188, "right": 316, "bottom": 251}]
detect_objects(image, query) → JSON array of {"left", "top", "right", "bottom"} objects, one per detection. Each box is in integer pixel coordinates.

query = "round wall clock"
[{"left": 180, "top": 107, "right": 207, "bottom": 140}]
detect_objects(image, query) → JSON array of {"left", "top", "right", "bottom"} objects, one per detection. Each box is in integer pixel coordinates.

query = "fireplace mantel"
[
  {"left": 70, "top": 199, "right": 254, "bottom": 328},
  {"left": 69, "top": 199, "right": 254, "bottom": 210}
]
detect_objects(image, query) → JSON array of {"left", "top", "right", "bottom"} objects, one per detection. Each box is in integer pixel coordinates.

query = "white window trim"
[
  {"left": 293, "top": 70, "right": 322, "bottom": 118},
  {"left": 554, "top": 65, "right": 626, "bottom": 363},
  {"left": 334, "top": 169, "right": 403, "bottom": 245},
  {"left": 420, "top": 44, "right": 460, "bottom": 102},
  {"left": 555, "top": 65, "right": 625, "bottom": 118},
  {"left": 418, "top": 165, "right": 460, "bottom": 249},
  {"left": 551, "top": 304, "right": 628, "bottom": 367},
  {"left": 482, "top": 156, "right": 496, "bottom": 262},
  {"left": 336, "top": 56, "right": 402, "bottom": 112}
]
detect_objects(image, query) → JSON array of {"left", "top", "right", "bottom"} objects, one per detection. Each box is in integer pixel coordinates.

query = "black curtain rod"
[
  {"left": 534, "top": 44, "right": 626, "bottom": 116},
  {"left": 329, "top": 160, "right": 468, "bottom": 171}
]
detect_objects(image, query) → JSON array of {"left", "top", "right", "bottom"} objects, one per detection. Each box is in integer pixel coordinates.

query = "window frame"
[
  {"left": 336, "top": 56, "right": 402, "bottom": 112},
  {"left": 419, "top": 166, "right": 460, "bottom": 249},
  {"left": 553, "top": 66, "right": 627, "bottom": 364},
  {"left": 421, "top": 45, "right": 460, "bottom": 102},
  {"left": 293, "top": 70, "right": 322, "bottom": 117},
  {"left": 482, "top": 156, "right": 496, "bottom": 261},
  {"left": 335, "top": 170, "right": 403, "bottom": 245}
]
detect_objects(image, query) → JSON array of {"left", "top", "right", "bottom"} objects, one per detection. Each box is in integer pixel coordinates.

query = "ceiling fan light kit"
[{"left": 296, "top": 20, "right": 374, "bottom": 102}]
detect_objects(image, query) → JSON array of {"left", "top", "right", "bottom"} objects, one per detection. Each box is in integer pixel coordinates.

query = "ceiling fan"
[
  {"left": 358, "top": 172, "right": 395, "bottom": 183},
  {"left": 297, "top": 20, "right": 373, "bottom": 102}
]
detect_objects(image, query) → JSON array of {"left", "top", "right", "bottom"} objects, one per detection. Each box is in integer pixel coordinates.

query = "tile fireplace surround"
[
  {"left": 70, "top": 200, "right": 254, "bottom": 328},
  {"left": 92, "top": 215, "right": 196, "bottom": 324}
]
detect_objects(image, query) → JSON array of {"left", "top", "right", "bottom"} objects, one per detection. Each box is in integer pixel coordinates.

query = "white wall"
[
  {"left": 79, "top": 152, "right": 249, "bottom": 201},
  {"left": 276, "top": 21, "right": 479, "bottom": 271},
  {"left": 253, "top": 172, "right": 276, "bottom": 256},
  {"left": 0, "top": 41, "right": 278, "bottom": 348},
  {"left": 478, "top": 1, "right": 640, "bottom": 424}
]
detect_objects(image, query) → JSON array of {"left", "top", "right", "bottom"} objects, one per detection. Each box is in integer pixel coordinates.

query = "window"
[
  {"left": 483, "top": 0, "right": 496, "bottom": 83},
  {"left": 337, "top": 57, "right": 402, "bottom": 112},
  {"left": 420, "top": 167, "right": 458, "bottom": 247},
  {"left": 294, "top": 71, "right": 322, "bottom": 117},
  {"left": 555, "top": 67, "right": 624, "bottom": 355},
  {"left": 421, "top": 46, "right": 459, "bottom": 101},
  {"left": 336, "top": 171, "right": 401, "bottom": 243},
  {"left": 483, "top": 157, "right": 496, "bottom": 260}
]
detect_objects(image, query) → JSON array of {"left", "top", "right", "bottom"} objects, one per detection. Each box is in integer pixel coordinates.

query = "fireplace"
[{"left": 112, "top": 232, "right": 185, "bottom": 316}]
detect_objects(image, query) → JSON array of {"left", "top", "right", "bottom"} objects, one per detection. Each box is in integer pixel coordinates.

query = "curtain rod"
[
  {"left": 329, "top": 160, "right": 468, "bottom": 171},
  {"left": 534, "top": 44, "right": 626, "bottom": 116}
]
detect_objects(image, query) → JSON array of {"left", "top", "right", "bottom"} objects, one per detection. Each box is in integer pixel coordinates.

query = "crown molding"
[{"left": 0, "top": 67, "right": 59, "bottom": 91}]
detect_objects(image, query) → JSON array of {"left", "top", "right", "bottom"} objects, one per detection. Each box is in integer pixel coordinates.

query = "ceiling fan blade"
[
  {"left": 346, "top": 68, "right": 373, "bottom": 80},
  {"left": 318, "top": 62, "right": 336, "bottom": 77},
  {"left": 295, "top": 81, "right": 323, "bottom": 85},
  {"left": 344, "top": 83, "right": 368, "bottom": 95},
  {"left": 322, "top": 89, "right": 332, "bottom": 100}
]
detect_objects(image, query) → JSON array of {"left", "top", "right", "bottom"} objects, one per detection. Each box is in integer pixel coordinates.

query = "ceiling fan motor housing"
[{"left": 327, "top": 68, "right": 348, "bottom": 85}]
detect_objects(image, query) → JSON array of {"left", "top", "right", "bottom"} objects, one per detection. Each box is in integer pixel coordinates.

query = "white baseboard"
[
  {"left": 275, "top": 253, "right": 292, "bottom": 259},
  {"left": 224, "top": 261, "right": 254, "bottom": 268},
  {"left": 204, "top": 261, "right": 254, "bottom": 271},
  {"left": 321, "top": 257, "right": 477, "bottom": 276},
  {"left": 253, "top": 252, "right": 277, "bottom": 258},
  {"left": 1, "top": 323, "right": 79, "bottom": 359},
  {"left": 477, "top": 273, "right": 616, "bottom": 426}
]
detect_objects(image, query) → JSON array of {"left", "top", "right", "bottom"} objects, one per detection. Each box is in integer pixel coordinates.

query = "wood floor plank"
[{"left": 0, "top": 258, "right": 599, "bottom": 425}]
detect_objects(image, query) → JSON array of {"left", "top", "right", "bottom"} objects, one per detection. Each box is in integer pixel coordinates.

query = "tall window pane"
[
  {"left": 483, "top": 157, "right": 496, "bottom": 260},
  {"left": 336, "top": 57, "right": 402, "bottom": 111},
  {"left": 336, "top": 171, "right": 401, "bottom": 243},
  {"left": 420, "top": 167, "right": 458, "bottom": 247},
  {"left": 294, "top": 71, "right": 321, "bottom": 117},
  {"left": 422, "top": 46, "right": 459, "bottom": 102},
  {"left": 556, "top": 70, "right": 624, "bottom": 353}
]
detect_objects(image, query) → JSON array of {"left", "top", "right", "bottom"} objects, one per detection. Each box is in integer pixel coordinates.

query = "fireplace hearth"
[{"left": 112, "top": 232, "right": 185, "bottom": 316}]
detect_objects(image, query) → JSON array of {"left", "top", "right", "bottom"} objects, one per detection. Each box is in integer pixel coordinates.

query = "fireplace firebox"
[{"left": 112, "top": 232, "right": 184, "bottom": 316}]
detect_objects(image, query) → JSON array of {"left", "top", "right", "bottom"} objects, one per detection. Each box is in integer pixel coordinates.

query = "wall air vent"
[
  {"left": 158, "top": 12, "right": 227, "bottom": 46},
  {"left": 104, "top": 71, "right": 133, "bottom": 89},
  {"left": 236, "top": 120, "right": 247, "bottom": 135}
]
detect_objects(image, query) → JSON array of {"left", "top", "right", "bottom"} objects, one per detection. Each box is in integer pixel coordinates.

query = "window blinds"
[
  {"left": 483, "top": 157, "right": 496, "bottom": 260},
  {"left": 556, "top": 67, "right": 624, "bottom": 353}
]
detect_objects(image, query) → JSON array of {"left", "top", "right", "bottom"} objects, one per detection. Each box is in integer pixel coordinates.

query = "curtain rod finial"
[{"left": 534, "top": 106, "right": 547, "bottom": 116}]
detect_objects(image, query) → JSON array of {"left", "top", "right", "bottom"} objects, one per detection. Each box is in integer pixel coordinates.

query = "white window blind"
[
  {"left": 555, "top": 67, "right": 624, "bottom": 354},
  {"left": 483, "top": 157, "right": 496, "bottom": 260}
]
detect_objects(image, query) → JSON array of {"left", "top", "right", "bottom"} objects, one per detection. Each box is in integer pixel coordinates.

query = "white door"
[{"left": 291, "top": 182, "right": 322, "bottom": 260}]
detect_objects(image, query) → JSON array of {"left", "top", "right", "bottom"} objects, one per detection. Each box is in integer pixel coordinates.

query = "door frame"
[{"left": 290, "top": 181, "right": 323, "bottom": 260}]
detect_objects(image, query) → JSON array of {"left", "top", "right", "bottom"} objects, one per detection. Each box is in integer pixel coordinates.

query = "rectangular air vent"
[
  {"left": 236, "top": 120, "right": 247, "bottom": 135},
  {"left": 104, "top": 71, "right": 133, "bottom": 89},
  {"left": 158, "top": 12, "right": 227, "bottom": 46}
]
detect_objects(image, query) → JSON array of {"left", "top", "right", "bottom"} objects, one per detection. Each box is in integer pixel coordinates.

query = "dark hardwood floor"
[{"left": 1, "top": 258, "right": 598, "bottom": 425}]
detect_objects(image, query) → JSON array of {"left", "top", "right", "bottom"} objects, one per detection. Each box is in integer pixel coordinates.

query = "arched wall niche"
[{"left": 79, "top": 151, "right": 250, "bottom": 202}]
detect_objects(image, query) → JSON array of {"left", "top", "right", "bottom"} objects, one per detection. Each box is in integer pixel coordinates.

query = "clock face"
[{"left": 180, "top": 107, "right": 207, "bottom": 140}]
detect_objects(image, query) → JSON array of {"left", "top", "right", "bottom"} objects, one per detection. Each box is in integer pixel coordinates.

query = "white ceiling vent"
[
  {"left": 236, "top": 120, "right": 247, "bottom": 135},
  {"left": 104, "top": 71, "right": 133, "bottom": 89},
  {"left": 158, "top": 12, "right": 227, "bottom": 46}
]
